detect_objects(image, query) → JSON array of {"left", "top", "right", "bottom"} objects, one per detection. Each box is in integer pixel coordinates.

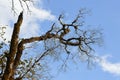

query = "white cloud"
[
  {"left": 98, "top": 55, "right": 120, "bottom": 76},
  {"left": 0, "top": 0, "right": 56, "bottom": 41}
]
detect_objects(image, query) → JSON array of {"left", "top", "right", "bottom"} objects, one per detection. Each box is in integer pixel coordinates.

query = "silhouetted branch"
[{"left": 20, "top": 46, "right": 58, "bottom": 79}]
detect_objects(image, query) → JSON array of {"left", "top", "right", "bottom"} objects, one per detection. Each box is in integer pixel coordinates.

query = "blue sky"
[
  {"left": 0, "top": 0, "right": 120, "bottom": 80},
  {"left": 43, "top": 0, "right": 120, "bottom": 80}
]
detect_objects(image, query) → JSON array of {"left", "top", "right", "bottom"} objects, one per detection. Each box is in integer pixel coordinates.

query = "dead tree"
[{"left": 1, "top": 10, "right": 102, "bottom": 80}]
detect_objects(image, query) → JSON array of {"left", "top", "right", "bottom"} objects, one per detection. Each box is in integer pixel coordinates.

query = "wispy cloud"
[
  {"left": 98, "top": 55, "right": 120, "bottom": 76},
  {"left": 0, "top": 0, "right": 56, "bottom": 41}
]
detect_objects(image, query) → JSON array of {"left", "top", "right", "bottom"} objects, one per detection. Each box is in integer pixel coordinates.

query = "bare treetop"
[{"left": 0, "top": 1, "right": 103, "bottom": 80}]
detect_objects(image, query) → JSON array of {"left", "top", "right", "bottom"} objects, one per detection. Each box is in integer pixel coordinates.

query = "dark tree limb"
[
  {"left": 2, "top": 12, "right": 23, "bottom": 80},
  {"left": 13, "top": 33, "right": 59, "bottom": 75}
]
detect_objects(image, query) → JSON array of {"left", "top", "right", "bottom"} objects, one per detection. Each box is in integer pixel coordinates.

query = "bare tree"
[
  {"left": 0, "top": 9, "right": 102, "bottom": 80},
  {"left": 0, "top": 0, "right": 102, "bottom": 80}
]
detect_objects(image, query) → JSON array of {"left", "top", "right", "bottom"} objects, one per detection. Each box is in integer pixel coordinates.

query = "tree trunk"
[{"left": 2, "top": 12, "right": 23, "bottom": 80}]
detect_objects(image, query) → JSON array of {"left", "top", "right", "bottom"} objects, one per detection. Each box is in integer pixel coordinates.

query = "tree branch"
[
  {"left": 20, "top": 46, "right": 59, "bottom": 79},
  {"left": 13, "top": 33, "right": 59, "bottom": 75}
]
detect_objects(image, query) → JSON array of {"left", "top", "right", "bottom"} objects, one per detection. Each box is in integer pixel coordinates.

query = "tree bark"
[{"left": 2, "top": 12, "right": 23, "bottom": 80}]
